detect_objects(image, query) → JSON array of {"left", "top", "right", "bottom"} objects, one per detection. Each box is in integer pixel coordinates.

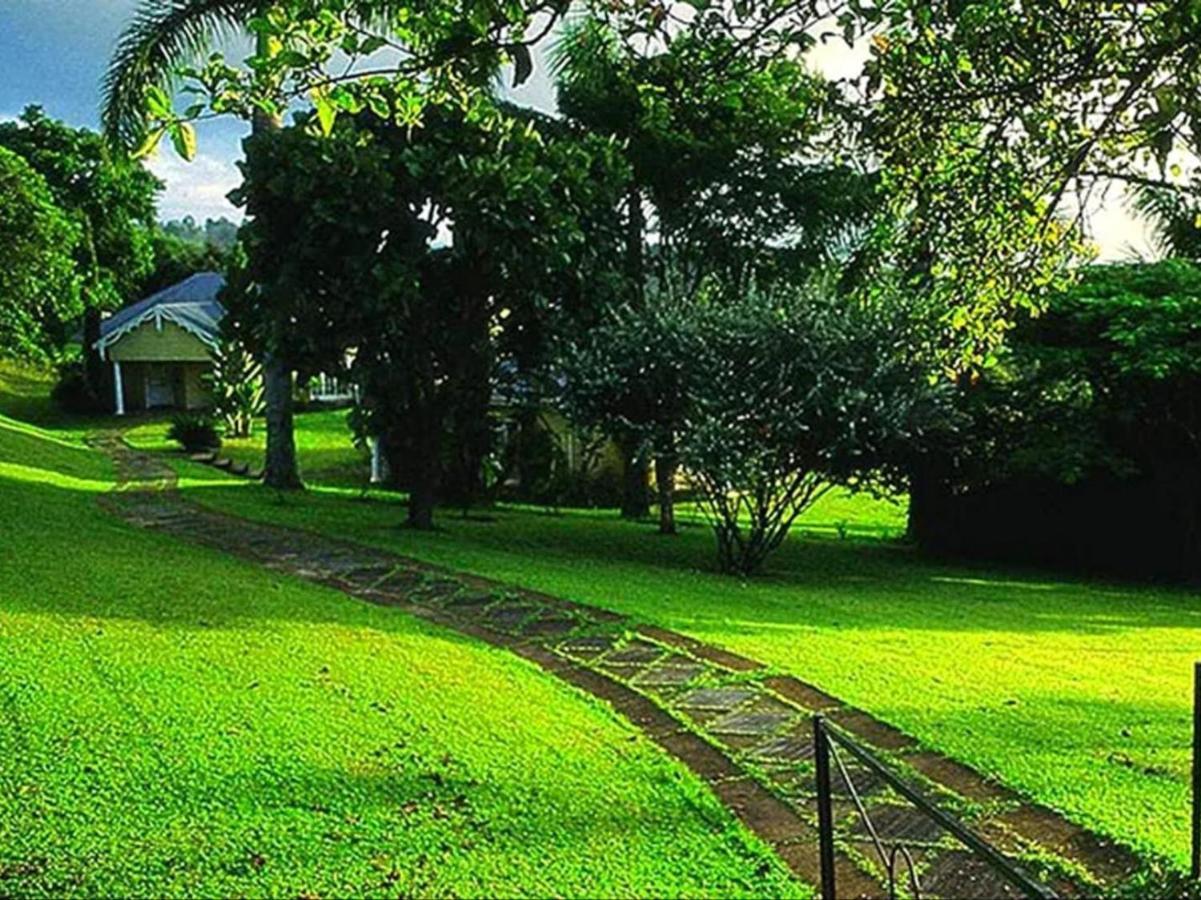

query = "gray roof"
[{"left": 96, "top": 272, "right": 226, "bottom": 351}]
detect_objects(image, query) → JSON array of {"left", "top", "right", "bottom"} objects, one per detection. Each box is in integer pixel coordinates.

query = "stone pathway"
[{"left": 91, "top": 434, "right": 1143, "bottom": 899}]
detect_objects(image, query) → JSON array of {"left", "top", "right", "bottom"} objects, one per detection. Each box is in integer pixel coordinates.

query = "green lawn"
[
  {"left": 0, "top": 412, "right": 805, "bottom": 897},
  {"left": 171, "top": 465, "right": 1199, "bottom": 871},
  {"left": 125, "top": 407, "right": 370, "bottom": 488},
  {"left": 6, "top": 361, "right": 1197, "bottom": 875}
]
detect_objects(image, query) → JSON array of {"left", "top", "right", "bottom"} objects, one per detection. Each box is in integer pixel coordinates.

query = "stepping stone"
[
  {"left": 518, "top": 615, "right": 576, "bottom": 638},
  {"left": 711, "top": 710, "right": 794, "bottom": 737},
  {"left": 918, "top": 850, "right": 1026, "bottom": 899},
  {"left": 605, "top": 641, "right": 664, "bottom": 664},
  {"left": 851, "top": 803, "right": 946, "bottom": 846},
  {"left": 445, "top": 593, "right": 494, "bottom": 611},
  {"left": 830, "top": 760, "right": 887, "bottom": 800},
  {"left": 746, "top": 734, "right": 815, "bottom": 764},
  {"left": 595, "top": 661, "right": 644, "bottom": 681},
  {"left": 484, "top": 604, "right": 537, "bottom": 630},
  {"left": 678, "top": 686, "right": 756, "bottom": 711},
  {"left": 634, "top": 662, "right": 705, "bottom": 687},
  {"left": 340, "top": 565, "right": 395, "bottom": 584},
  {"left": 557, "top": 635, "right": 615, "bottom": 658},
  {"left": 413, "top": 583, "right": 464, "bottom": 604},
  {"left": 307, "top": 553, "right": 362, "bottom": 573}
]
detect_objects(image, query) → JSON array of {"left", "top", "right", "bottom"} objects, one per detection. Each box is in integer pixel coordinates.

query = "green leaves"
[
  {"left": 169, "top": 121, "right": 197, "bottom": 161},
  {"left": 0, "top": 146, "right": 82, "bottom": 362},
  {"left": 131, "top": 128, "right": 165, "bottom": 161},
  {"left": 310, "top": 85, "right": 337, "bottom": 137}
]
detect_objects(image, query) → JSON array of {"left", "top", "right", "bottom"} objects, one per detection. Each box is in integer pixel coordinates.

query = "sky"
[{"left": 0, "top": 1, "right": 1152, "bottom": 258}]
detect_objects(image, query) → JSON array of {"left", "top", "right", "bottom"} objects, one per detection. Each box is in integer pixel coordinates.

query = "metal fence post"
[
  {"left": 1193, "top": 661, "right": 1200, "bottom": 881},
  {"left": 814, "top": 714, "right": 837, "bottom": 900}
]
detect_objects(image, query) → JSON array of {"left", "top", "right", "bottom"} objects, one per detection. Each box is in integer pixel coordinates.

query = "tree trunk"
[
  {"left": 654, "top": 450, "right": 677, "bottom": 535},
  {"left": 252, "top": 34, "right": 302, "bottom": 490},
  {"left": 619, "top": 433, "right": 650, "bottom": 520},
  {"left": 626, "top": 184, "right": 645, "bottom": 306},
  {"left": 262, "top": 353, "right": 302, "bottom": 489},
  {"left": 82, "top": 305, "right": 105, "bottom": 406},
  {"left": 407, "top": 403, "right": 441, "bottom": 529},
  {"left": 441, "top": 257, "right": 492, "bottom": 510}
]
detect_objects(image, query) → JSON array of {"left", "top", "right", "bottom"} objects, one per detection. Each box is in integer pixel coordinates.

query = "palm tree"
[
  {"left": 1127, "top": 182, "right": 1201, "bottom": 260},
  {"left": 104, "top": 0, "right": 303, "bottom": 489}
]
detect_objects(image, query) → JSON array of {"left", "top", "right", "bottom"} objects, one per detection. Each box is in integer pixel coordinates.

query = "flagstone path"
[{"left": 91, "top": 433, "right": 1145, "bottom": 899}]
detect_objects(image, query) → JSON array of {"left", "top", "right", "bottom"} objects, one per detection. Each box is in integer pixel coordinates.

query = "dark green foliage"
[
  {"left": 168, "top": 412, "right": 221, "bottom": 452},
  {"left": 50, "top": 361, "right": 103, "bottom": 415},
  {"left": 226, "top": 103, "right": 628, "bottom": 527},
  {"left": 0, "top": 107, "right": 159, "bottom": 384},
  {"left": 142, "top": 219, "right": 233, "bottom": 295},
  {"left": 679, "top": 287, "right": 945, "bottom": 574},
  {"left": 0, "top": 147, "right": 80, "bottom": 362},
  {"left": 552, "top": 13, "right": 869, "bottom": 296},
  {"left": 561, "top": 289, "right": 693, "bottom": 532},
  {"left": 911, "top": 261, "right": 1201, "bottom": 577}
]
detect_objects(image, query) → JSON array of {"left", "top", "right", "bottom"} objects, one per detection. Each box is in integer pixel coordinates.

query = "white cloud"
[{"left": 145, "top": 149, "right": 243, "bottom": 223}]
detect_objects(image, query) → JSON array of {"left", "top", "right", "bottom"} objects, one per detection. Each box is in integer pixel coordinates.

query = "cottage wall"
[{"left": 107, "top": 321, "right": 211, "bottom": 363}]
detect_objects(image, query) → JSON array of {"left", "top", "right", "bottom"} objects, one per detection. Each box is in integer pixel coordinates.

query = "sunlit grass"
[
  {"left": 0, "top": 415, "right": 805, "bottom": 898},
  {"left": 176, "top": 459, "right": 1200, "bottom": 869}
]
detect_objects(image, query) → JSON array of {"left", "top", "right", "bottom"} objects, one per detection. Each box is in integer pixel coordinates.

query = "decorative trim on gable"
[{"left": 94, "top": 305, "right": 220, "bottom": 355}]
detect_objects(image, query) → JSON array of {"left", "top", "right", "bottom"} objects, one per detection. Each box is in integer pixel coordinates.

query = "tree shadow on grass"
[{"left": 171, "top": 473, "right": 1201, "bottom": 640}]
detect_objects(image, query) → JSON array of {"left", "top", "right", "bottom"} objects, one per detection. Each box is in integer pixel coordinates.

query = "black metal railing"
[
  {"left": 813, "top": 714, "right": 1057, "bottom": 900},
  {"left": 1193, "top": 661, "right": 1199, "bottom": 881}
]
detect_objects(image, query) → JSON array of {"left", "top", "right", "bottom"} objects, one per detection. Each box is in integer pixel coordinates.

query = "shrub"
[
  {"left": 50, "top": 361, "right": 103, "bottom": 414},
  {"left": 567, "top": 281, "right": 947, "bottom": 574},
  {"left": 203, "top": 336, "right": 263, "bottom": 439},
  {"left": 168, "top": 413, "right": 221, "bottom": 453},
  {"left": 679, "top": 287, "right": 946, "bottom": 575},
  {"left": 909, "top": 260, "right": 1201, "bottom": 578}
]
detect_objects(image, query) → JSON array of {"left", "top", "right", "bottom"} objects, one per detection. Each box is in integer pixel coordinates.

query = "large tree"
[
  {"left": 225, "top": 101, "right": 626, "bottom": 527},
  {"left": 551, "top": 11, "right": 875, "bottom": 522},
  {"left": 847, "top": 0, "right": 1201, "bottom": 370},
  {"left": 0, "top": 147, "right": 81, "bottom": 362},
  {"left": 0, "top": 107, "right": 158, "bottom": 392},
  {"left": 103, "top": 0, "right": 573, "bottom": 489}
]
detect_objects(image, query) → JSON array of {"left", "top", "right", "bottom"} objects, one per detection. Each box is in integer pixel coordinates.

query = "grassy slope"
[
  {"left": 9, "top": 362, "right": 1196, "bottom": 867},
  {"left": 0, "top": 412, "right": 804, "bottom": 897},
  {"left": 176, "top": 470, "right": 1199, "bottom": 869}
]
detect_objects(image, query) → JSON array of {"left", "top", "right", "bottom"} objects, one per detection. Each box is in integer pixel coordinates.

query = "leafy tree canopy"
[
  {"left": 0, "top": 106, "right": 159, "bottom": 311},
  {"left": 0, "top": 147, "right": 81, "bottom": 362},
  {"left": 927, "top": 260, "right": 1201, "bottom": 491},
  {"left": 853, "top": 0, "right": 1201, "bottom": 369},
  {"left": 224, "top": 98, "right": 628, "bottom": 525}
]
